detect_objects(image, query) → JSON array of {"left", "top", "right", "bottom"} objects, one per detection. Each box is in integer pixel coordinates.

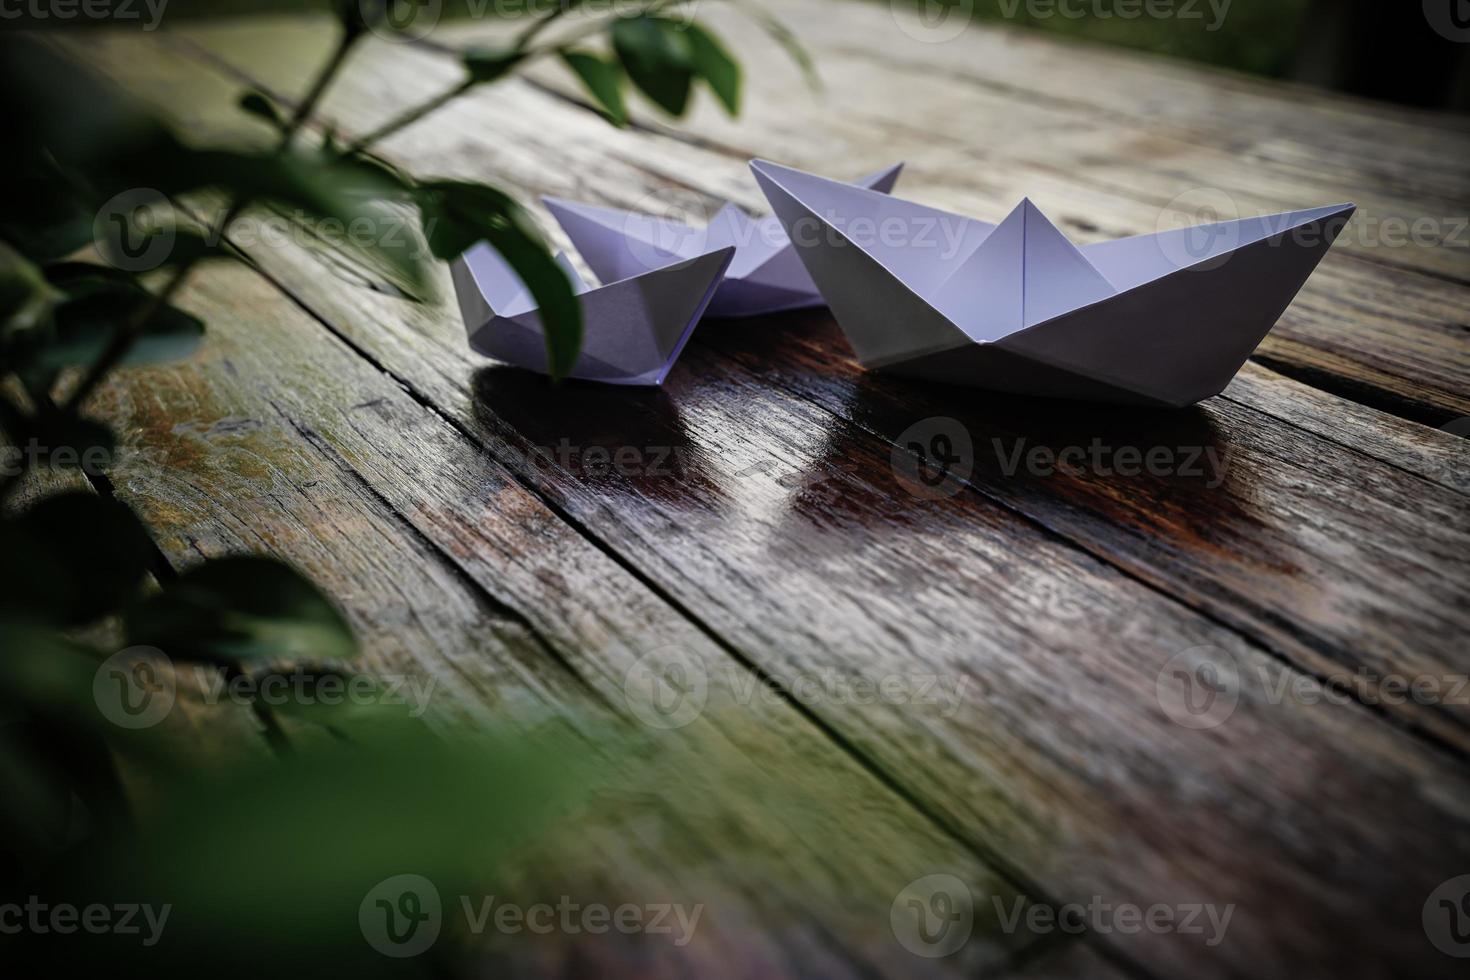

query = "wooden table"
[{"left": 49, "top": 3, "right": 1470, "bottom": 977}]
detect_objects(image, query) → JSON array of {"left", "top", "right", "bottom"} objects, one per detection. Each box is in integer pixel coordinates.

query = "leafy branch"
[{"left": 0, "top": 0, "right": 814, "bottom": 914}]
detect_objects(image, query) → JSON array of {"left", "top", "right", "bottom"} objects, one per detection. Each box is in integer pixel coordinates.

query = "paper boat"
[
  {"left": 751, "top": 160, "right": 1355, "bottom": 407},
  {"left": 451, "top": 238, "right": 734, "bottom": 386},
  {"left": 541, "top": 163, "right": 903, "bottom": 319}
]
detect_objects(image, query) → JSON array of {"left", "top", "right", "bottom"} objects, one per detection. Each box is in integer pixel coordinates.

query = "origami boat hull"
[
  {"left": 543, "top": 163, "right": 903, "bottom": 320},
  {"left": 751, "top": 159, "right": 1355, "bottom": 407},
  {"left": 452, "top": 241, "right": 734, "bottom": 386}
]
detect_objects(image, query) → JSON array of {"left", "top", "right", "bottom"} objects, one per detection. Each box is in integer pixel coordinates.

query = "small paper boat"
[
  {"left": 541, "top": 163, "right": 903, "bottom": 319},
  {"left": 751, "top": 159, "right": 1355, "bottom": 407},
  {"left": 451, "top": 238, "right": 733, "bottom": 386}
]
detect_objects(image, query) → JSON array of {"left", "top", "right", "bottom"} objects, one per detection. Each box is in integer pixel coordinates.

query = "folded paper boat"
[
  {"left": 751, "top": 160, "right": 1355, "bottom": 407},
  {"left": 451, "top": 236, "right": 734, "bottom": 386},
  {"left": 540, "top": 163, "right": 903, "bottom": 319}
]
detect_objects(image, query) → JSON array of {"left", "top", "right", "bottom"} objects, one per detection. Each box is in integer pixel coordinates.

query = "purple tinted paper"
[
  {"left": 750, "top": 159, "right": 1354, "bottom": 407},
  {"left": 451, "top": 237, "right": 734, "bottom": 386},
  {"left": 542, "top": 163, "right": 904, "bottom": 319}
]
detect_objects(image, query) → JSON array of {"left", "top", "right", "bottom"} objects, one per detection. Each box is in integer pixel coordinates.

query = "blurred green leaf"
[
  {"left": 417, "top": 181, "right": 583, "bottom": 379},
  {"left": 21, "top": 411, "right": 116, "bottom": 474},
  {"left": 0, "top": 167, "right": 96, "bottom": 264},
  {"left": 561, "top": 50, "right": 627, "bottom": 126},
  {"left": 734, "top": 1, "right": 819, "bottom": 90},
  {"left": 238, "top": 89, "right": 287, "bottom": 131},
  {"left": 0, "top": 622, "right": 106, "bottom": 724},
  {"left": 612, "top": 15, "right": 695, "bottom": 116},
  {"left": 0, "top": 493, "right": 155, "bottom": 627},
  {"left": 0, "top": 241, "right": 62, "bottom": 368},
  {"left": 126, "top": 556, "right": 356, "bottom": 666},
  {"left": 685, "top": 22, "right": 741, "bottom": 114},
  {"left": 0, "top": 720, "right": 79, "bottom": 863},
  {"left": 463, "top": 45, "right": 525, "bottom": 85},
  {"left": 38, "top": 280, "right": 204, "bottom": 369},
  {"left": 30, "top": 727, "right": 593, "bottom": 975}
]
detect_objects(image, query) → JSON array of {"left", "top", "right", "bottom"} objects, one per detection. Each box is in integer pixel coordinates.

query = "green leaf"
[
  {"left": 19, "top": 410, "right": 116, "bottom": 475},
  {"left": 238, "top": 90, "right": 287, "bottom": 132},
  {"left": 685, "top": 22, "right": 741, "bottom": 115},
  {"left": 0, "top": 621, "right": 106, "bottom": 724},
  {"left": 735, "top": 2, "right": 819, "bottom": 91},
  {"left": 0, "top": 174, "right": 95, "bottom": 264},
  {"left": 463, "top": 45, "right": 525, "bottom": 85},
  {"left": 39, "top": 281, "right": 204, "bottom": 369},
  {"left": 0, "top": 493, "right": 155, "bottom": 626},
  {"left": 561, "top": 50, "right": 627, "bottom": 126},
  {"left": 611, "top": 15, "right": 695, "bottom": 116},
  {"left": 0, "top": 241, "right": 61, "bottom": 368},
  {"left": 125, "top": 556, "right": 356, "bottom": 667},
  {"left": 417, "top": 181, "right": 583, "bottom": 379}
]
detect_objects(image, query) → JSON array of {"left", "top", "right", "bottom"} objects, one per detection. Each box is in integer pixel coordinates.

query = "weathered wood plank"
[
  {"left": 196, "top": 242, "right": 1470, "bottom": 979},
  {"left": 70, "top": 23, "right": 1470, "bottom": 979},
  {"left": 143, "top": 18, "right": 1470, "bottom": 742},
  {"left": 72, "top": 232, "right": 1045, "bottom": 975}
]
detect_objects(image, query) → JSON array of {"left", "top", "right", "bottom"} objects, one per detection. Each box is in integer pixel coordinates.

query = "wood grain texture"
[
  {"left": 75, "top": 243, "right": 1052, "bottom": 976},
  {"left": 47, "top": 13, "right": 1470, "bottom": 980},
  {"left": 139, "top": 19, "right": 1470, "bottom": 745}
]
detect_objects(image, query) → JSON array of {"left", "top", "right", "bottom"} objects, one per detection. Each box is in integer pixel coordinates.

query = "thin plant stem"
[{"left": 61, "top": 29, "right": 362, "bottom": 414}]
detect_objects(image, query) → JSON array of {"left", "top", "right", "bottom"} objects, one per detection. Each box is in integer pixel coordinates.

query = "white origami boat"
[
  {"left": 751, "top": 160, "right": 1355, "bottom": 407},
  {"left": 451, "top": 238, "right": 733, "bottom": 386},
  {"left": 541, "top": 163, "right": 903, "bottom": 319}
]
